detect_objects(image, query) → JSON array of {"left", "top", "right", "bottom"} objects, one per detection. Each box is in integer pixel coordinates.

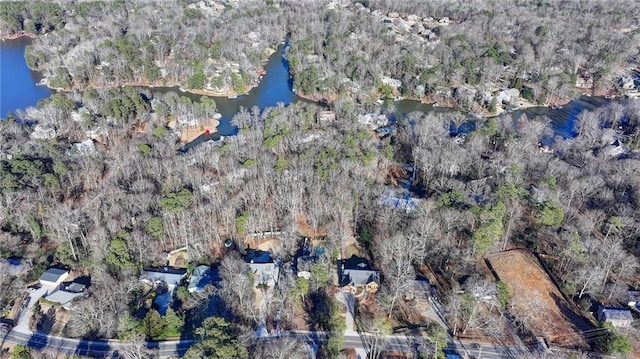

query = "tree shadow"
[
  {"left": 35, "top": 307, "right": 56, "bottom": 334},
  {"left": 74, "top": 339, "right": 113, "bottom": 357},
  {"left": 305, "top": 290, "right": 332, "bottom": 332},
  {"left": 26, "top": 332, "right": 48, "bottom": 351},
  {"left": 550, "top": 292, "right": 594, "bottom": 348}
]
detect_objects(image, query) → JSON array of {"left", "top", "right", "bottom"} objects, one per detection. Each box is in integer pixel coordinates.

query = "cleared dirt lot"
[{"left": 487, "top": 249, "right": 591, "bottom": 349}]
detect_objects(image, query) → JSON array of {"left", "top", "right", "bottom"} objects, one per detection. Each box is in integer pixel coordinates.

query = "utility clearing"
[{"left": 487, "top": 249, "right": 591, "bottom": 349}]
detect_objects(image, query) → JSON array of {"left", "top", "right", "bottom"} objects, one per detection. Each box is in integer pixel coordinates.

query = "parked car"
[{"left": 27, "top": 283, "right": 42, "bottom": 293}]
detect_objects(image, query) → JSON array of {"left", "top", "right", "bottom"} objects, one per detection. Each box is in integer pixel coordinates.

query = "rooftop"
[
  {"left": 244, "top": 249, "right": 273, "bottom": 264},
  {"left": 341, "top": 254, "right": 371, "bottom": 270},
  {"left": 45, "top": 289, "right": 86, "bottom": 309},
  {"left": 600, "top": 306, "right": 634, "bottom": 321},
  {"left": 187, "top": 265, "right": 218, "bottom": 293},
  {"left": 140, "top": 267, "right": 187, "bottom": 287},
  {"left": 39, "top": 268, "right": 68, "bottom": 283},
  {"left": 341, "top": 269, "right": 380, "bottom": 287}
]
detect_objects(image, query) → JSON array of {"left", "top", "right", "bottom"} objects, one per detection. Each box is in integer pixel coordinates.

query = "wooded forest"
[
  {"left": 2, "top": 0, "right": 640, "bottom": 108},
  {"left": 1, "top": 1, "right": 640, "bottom": 358}
]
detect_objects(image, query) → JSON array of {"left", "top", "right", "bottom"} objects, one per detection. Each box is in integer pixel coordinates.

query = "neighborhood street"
[{"left": 2, "top": 320, "right": 536, "bottom": 359}]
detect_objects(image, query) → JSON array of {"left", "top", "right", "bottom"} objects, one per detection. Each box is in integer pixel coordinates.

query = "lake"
[
  {"left": 0, "top": 38, "right": 52, "bottom": 117},
  {"left": 0, "top": 38, "right": 619, "bottom": 140}
]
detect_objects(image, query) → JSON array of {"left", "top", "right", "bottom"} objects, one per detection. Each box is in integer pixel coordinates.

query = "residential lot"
[{"left": 487, "top": 249, "right": 592, "bottom": 349}]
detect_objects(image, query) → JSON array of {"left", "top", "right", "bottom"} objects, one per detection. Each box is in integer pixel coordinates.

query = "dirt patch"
[
  {"left": 487, "top": 249, "right": 591, "bottom": 349},
  {"left": 295, "top": 215, "right": 328, "bottom": 238},
  {"left": 290, "top": 304, "right": 311, "bottom": 331},
  {"left": 167, "top": 248, "right": 189, "bottom": 268},
  {"left": 179, "top": 118, "right": 220, "bottom": 143}
]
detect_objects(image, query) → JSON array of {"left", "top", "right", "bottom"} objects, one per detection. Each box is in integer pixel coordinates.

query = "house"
[
  {"left": 39, "top": 268, "right": 69, "bottom": 292},
  {"left": 597, "top": 305, "right": 634, "bottom": 327},
  {"left": 139, "top": 267, "right": 186, "bottom": 291},
  {"left": 317, "top": 110, "right": 336, "bottom": 123},
  {"left": 188, "top": 265, "right": 219, "bottom": 293},
  {"left": 70, "top": 139, "right": 96, "bottom": 154},
  {"left": 339, "top": 255, "right": 380, "bottom": 298},
  {"left": 44, "top": 282, "right": 88, "bottom": 310},
  {"left": 403, "top": 276, "right": 432, "bottom": 303},
  {"left": 245, "top": 249, "right": 280, "bottom": 288}
]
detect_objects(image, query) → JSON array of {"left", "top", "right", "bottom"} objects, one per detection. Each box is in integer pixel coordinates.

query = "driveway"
[{"left": 14, "top": 286, "right": 47, "bottom": 333}]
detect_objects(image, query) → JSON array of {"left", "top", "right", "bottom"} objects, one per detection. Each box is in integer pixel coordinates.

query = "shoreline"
[
  {"left": 39, "top": 79, "right": 258, "bottom": 100},
  {"left": 2, "top": 35, "right": 623, "bottom": 120},
  {"left": 0, "top": 32, "right": 37, "bottom": 41}
]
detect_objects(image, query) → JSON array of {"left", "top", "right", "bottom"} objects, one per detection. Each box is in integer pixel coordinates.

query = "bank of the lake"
[
  {"left": 1, "top": 38, "right": 626, "bottom": 142},
  {"left": 0, "top": 38, "right": 52, "bottom": 117}
]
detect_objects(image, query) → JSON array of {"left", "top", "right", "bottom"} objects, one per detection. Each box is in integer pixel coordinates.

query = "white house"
[{"left": 39, "top": 268, "right": 69, "bottom": 292}]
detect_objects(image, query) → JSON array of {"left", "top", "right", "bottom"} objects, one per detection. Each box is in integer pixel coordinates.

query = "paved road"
[
  {"left": 2, "top": 324, "right": 533, "bottom": 359},
  {"left": 2, "top": 310, "right": 533, "bottom": 359},
  {"left": 0, "top": 326, "right": 193, "bottom": 358}
]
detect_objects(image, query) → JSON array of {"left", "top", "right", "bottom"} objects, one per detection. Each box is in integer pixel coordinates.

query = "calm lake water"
[
  {"left": 0, "top": 38, "right": 618, "bottom": 140},
  {"left": 0, "top": 38, "right": 52, "bottom": 117}
]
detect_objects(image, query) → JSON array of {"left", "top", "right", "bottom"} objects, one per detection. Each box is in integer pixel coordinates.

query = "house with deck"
[{"left": 339, "top": 255, "right": 380, "bottom": 299}]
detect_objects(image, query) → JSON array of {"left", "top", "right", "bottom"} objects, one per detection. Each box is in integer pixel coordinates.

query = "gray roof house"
[
  {"left": 188, "top": 265, "right": 215, "bottom": 293},
  {"left": 249, "top": 263, "right": 279, "bottom": 288},
  {"left": 45, "top": 282, "right": 88, "bottom": 310},
  {"left": 39, "top": 268, "right": 69, "bottom": 292},
  {"left": 339, "top": 255, "right": 380, "bottom": 298},
  {"left": 597, "top": 305, "right": 634, "bottom": 327},
  {"left": 140, "top": 267, "right": 186, "bottom": 291},
  {"left": 245, "top": 250, "right": 280, "bottom": 288}
]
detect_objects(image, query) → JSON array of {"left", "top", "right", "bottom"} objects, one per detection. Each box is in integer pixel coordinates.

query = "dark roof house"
[
  {"left": 597, "top": 305, "right": 634, "bottom": 327},
  {"left": 340, "top": 269, "right": 380, "bottom": 288},
  {"left": 339, "top": 255, "right": 380, "bottom": 298},
  {"left": 244, "top": 249, "right": 273, "bottom": 264}
]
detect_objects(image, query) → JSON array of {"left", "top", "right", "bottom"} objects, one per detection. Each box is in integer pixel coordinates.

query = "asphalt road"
[
  {"left": 1, "top": 320, "right": 532, "bottom": 359},
  {"left": 0, "top": 327, "right": 193, "bottom": 358}
]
